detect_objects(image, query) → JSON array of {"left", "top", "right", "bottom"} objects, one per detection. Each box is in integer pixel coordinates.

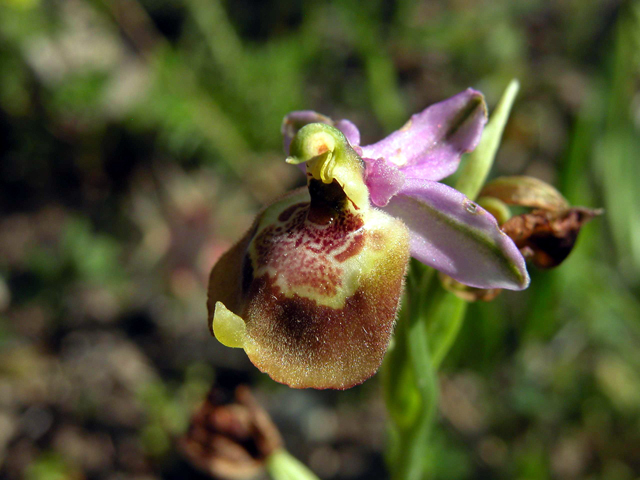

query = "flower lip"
[{"left": 209, "top": 187, "right": 411, "bottom": 389}]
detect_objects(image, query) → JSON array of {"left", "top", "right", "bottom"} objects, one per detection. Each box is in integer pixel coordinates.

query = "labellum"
[{"left": 208, "top": 124, "right": 410, "bottom": 389}]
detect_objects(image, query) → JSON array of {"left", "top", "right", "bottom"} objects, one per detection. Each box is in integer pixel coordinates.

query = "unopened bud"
[{"left": 480, "top": 176, "right": 570, "bottom": 212}]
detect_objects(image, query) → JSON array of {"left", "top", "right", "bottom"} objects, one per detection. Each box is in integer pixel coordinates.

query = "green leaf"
[{"left": 455, "top": 79, "right": 520, "bottom": 200}]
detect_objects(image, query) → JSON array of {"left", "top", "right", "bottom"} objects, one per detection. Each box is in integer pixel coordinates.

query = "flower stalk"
[
  {"left": 382, "top": 80, "right": 522, "bottom": 480},
  {"left": 266, "top": 450, "right": 320, "bottom": 480}
]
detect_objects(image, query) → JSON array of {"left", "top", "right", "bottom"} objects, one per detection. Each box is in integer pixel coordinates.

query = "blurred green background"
[{"left": 1, "top": 0, "right": 640, "bottom": 479}]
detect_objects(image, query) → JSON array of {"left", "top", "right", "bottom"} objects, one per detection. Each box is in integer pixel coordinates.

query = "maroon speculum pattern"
[{"left": 253, "top": 201, "right": 365, "bottom": 297}]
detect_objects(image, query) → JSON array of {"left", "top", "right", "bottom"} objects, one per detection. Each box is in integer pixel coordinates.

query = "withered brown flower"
[
  {"left": 179, "top": 386, "right": 283, "bottom": 479},
  {"left": 500, "top": 207, "right": 602, "bottom": 269},
  {"left": 480, "top": 176, "right": 602, "bottom": 269}
]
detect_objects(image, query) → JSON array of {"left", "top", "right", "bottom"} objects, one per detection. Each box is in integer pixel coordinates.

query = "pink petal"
[
  {"left": 363, "top": 158, "right": 405, "bottom": 207},
  {"left": 334, "top": 119, "right": 361, "bottom": 147},
  {"left": 361, "top": 89, "right": 487, "bottom": 181},
  {"left": 382, "top": 178, "right": 529, "bottom": 290}
]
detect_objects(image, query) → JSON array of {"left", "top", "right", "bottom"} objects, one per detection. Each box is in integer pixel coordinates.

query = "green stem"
[
  {"left": 266, "top": 449, "right": 320, "bottom": 480},
  {"left": 393, "top": 311, "right": 438, "bottom": 480},
  {"left": 426, "top": 286, "right": 469, "bottom": 370},
  {"left": 385, "top": 268, "right": 469, "bottom": 480},
  {"left": 386, "top": 267, "right": 438, "bottom": 480}
]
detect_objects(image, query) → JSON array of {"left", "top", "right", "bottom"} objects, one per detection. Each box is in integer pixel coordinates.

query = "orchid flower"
[{"left": 208, "top": 89, "right": 529, "bottom": 390}]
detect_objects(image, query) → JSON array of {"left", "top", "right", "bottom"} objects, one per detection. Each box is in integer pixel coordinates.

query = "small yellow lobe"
[{"left": 213, "top": 301, "right": 247, "bottom": 348}]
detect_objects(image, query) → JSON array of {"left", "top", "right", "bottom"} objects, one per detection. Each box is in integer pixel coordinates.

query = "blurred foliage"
[{"left": 1, "top": 0, "right": 639, "bottom": 479}]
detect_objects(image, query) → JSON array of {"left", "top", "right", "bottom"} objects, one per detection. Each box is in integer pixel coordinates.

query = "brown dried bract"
[
  {"left": 179, "top": 386, "right": 283, "bottom": 479},
  {"left": 501, "top": 207, "right": 602, "bottom": 269}
]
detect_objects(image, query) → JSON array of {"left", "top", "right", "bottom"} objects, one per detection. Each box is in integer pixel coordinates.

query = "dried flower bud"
[
  {"left": 501, "top": 207, "right": 602, "bottom": 269},
  {"left": 480, "top": 175, "right": 601, "bottom": 269},
  {"left": 180, "top": 386, "right": 283, "bottom": 479}
]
